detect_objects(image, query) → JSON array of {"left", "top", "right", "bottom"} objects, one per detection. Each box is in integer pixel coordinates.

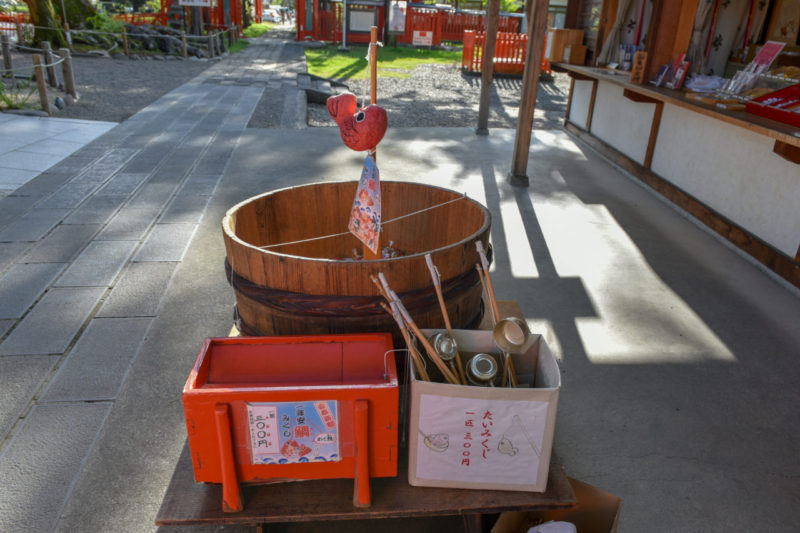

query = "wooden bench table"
[{"left": 155, "top": 442, "right": 576, "bottom": 532}]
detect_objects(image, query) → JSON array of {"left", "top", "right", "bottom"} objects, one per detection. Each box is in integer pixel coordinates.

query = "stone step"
[{"left": 297, "top": 73, "right": 349, "bottom": 104}]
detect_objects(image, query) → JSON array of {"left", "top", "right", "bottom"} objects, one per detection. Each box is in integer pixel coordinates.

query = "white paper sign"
[
  {"left": 415, "top": 394, "right": 548, "bottom": 484},
  {"left": 247, "top": 401, "right": 340, "bottom": 465},
  {"left": 413, "top": 30, "right": 433, "bottom": 46}
]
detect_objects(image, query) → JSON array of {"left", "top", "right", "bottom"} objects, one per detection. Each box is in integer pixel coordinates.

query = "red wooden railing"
[
  {"left": 0, "top": 11, "right": 31, "bottom": 31},
  {"left": 395, "top": 7, "right": 521, "bottom": 46},
  {"left": 462, "top": 30, "right": 551, "bottom": 76}
]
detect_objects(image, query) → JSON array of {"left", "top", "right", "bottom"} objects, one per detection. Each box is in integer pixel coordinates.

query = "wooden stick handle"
[
  {"left": 425, "top": 254, "right": 465, "bottom": 384},
  {"left": 395, "top": 299, "right": 460, "bottom": 385}
]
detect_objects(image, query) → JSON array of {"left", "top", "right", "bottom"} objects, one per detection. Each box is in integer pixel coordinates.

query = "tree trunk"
[
  {"left": 190, "top": 6, "right": 203, "bottom": 35},
  {"left": 61, "top": 0, "right": 97, "bottom": 29},
  {"left": 24, "top": 0, "right": 67, "bottom": 47}
]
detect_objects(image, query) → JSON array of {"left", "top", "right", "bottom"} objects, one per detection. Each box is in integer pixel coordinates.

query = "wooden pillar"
[
  {"left": 122, "top": 28, "right": 129, "bottom": 56},
  {"left": 41, "top": 41, "right": 57, "bottom": 88},
  {"left": 508, "top": 0, "right": 549, "bottom": 186},
  {"left": 476, "top": 0, "right": 500, "bottom": 135},
  {"left": 32, "top": 54, "right": 50, "bottom": 115},
  {"left": 1, "top": 34, "right": 11, "bottom": 81},
  {"left": 181, "top": 31, "right": 188, "bottom": 58},
  {"left": 58, "top": 48, "right": 76, "bottom": 99},
  {"left": 16, "top": 21, "right": 24, "bottom": 44},
  {"left": 644, "top": 0, "right": 700, "bottom": 81}
]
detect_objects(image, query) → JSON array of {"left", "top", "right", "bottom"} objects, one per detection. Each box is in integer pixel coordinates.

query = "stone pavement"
[
  {"left": 2, "top": 29, "right": 800, "bottom": 533},
  {"left": 0, "top": 114, "right": 116, "bottom": 198}
]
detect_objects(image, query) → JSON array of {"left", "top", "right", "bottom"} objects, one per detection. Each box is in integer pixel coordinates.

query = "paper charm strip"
[{"left": 348, "top": 155, "right": 381, "bottom": 254}]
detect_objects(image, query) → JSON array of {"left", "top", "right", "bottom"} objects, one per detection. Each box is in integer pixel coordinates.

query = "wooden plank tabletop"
[{"left": 155, "top": 442, "right": 576, "bottom": 527}]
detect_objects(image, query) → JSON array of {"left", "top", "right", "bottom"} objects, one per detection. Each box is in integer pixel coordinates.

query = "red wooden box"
[
  {"left": 745, "top": 82, "right": 800, "bottom": 128},
  {"left": 182, "top": 333, "right": 398, "bottom": 511}
]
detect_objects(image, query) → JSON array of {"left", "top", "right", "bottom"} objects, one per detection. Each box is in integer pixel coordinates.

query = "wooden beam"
[
  {"left": 644, "top": 0, "right": 700, "bottom": 82},
  {"left": 509, "top": 0, "right": 549, "bottom": 185},
  {"left": 476, "top": 0, "right": 501, "bottom": 134},
  {"left": 585, "top": 78, "right": 598, "bottom": 132},
  {"left": 773, "top": 140, "right": 800, "bottom": 165},
  {"left": 565, "top": 77, "right": 575, "bottom": 123}
]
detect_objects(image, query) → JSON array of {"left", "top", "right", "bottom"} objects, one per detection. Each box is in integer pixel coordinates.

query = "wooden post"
[
  {"left": 122, "top": 28, "right": 129, "bottom": 56},
  {"left": 58, "top": 48, "right": 76, "bottom": 99},
  {"left": 1, "top": 34, "right": 11, "bottom": 83},
  {"left": 207, "top": 32, "right": 214, "bottom": 57},
  {"left": 16, "top": 21, "right": 24, "bottom": 44},
  {"left": 508, "top": 0, "right": 548, "bottom": 186},
  {"left": 476, "top": 0, "right": 500, "bottom": 135},
  {"left": 41, "top": 41, "right": 57, "bottom": 88},
  {"left": 181, "top": 31, "right": 187, "bottom": 58},
  {"left": 364, "top": 25, "right": 381, "bottom": 261},
  {"left": 643, "top": 0, "right": 700, "bottom": 82},
  {"left": 32, "top": 54, "right": 50, "bottom": 115},
  {"left": 352, "top": 400, "right": 371, "bottom": 507}
]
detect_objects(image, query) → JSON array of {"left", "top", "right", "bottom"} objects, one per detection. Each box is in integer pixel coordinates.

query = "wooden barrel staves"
[{"left": 222, "top": 181, "right": 491, "bottom": 338}]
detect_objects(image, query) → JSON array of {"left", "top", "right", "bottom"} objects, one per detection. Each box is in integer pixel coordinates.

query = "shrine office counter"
[{"left": 557, "top": 63, "right": 800, "bottom": 287}]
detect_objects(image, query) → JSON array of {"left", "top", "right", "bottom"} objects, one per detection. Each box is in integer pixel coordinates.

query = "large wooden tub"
[{"left": 222, "top": 181, "right": 491, "bottom": 338}]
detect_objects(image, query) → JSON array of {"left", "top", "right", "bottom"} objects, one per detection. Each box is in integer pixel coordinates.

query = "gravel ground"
[
  {"left": 4, "top": 48, "right": 212, "bottom": 122},
  {"left": 4, "top": 34, "right": 569, "bottom": 128},
  {"left": 307, "top": 64, "right": 571, "bottom": 130}
]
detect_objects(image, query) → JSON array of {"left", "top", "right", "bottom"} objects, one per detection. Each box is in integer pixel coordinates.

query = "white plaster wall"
[
  {"left": 590, "top": 82, "right": 655, "bottom": 165},
  {"left": 651, "top": 104, "right": 800, "bottom": 257},
  {"left": 568, "top": 80, "right": 593, "bottom": 130}
]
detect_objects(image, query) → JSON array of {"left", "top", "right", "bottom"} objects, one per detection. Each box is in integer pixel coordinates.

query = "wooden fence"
[
  {"left": 396, "top": 8, "right": 521, "bottom": 45},
  {"left": 462, "top": 30, "right": 551, "bottom": 76},
  {"left": 309, "top": 5, "right": 522, "bottom": 46}
]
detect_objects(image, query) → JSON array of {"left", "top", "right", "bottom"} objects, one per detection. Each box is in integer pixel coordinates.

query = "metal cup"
[
  {"left": 466, "top": 353, "right": 498, "bottom": 386},
  {"left": 428, "top": 332, "right": 458, "bottom": 362},
  {"left": 493, "top": 316, "right": 530, "bottom": 353}
]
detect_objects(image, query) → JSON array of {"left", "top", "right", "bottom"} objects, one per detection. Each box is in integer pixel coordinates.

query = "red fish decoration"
[{"left": 327, "top": 92, "right": 388, "bottom": 152}]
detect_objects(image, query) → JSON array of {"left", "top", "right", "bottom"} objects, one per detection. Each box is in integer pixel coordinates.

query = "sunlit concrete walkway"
[{"left": 1, "top": 30, "right": 800, "bottom": 533}]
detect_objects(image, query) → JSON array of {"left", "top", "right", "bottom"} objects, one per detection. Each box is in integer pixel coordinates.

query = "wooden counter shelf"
[
  {"left": 558, "top": 63, "right": 800, "bottom": 154},
  {"left": 155, "top": 442, "right": 577, "bottom": 532}
]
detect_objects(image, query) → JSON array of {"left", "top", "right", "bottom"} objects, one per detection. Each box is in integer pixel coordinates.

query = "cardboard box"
[
  {"left": 408, "top": 329, "right": 561, "bottom": 492},
  {"left": 491, "top": 477, "right": 621, "bottom": 533},
  {"left": 547, "top": 29, "right": 584, "bottom": 62},
  {"left": 563, "top": 44, "right": 587, "bottom": 65}
]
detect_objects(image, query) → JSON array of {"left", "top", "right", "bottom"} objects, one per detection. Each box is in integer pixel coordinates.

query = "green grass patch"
[
  {"left": 305, "top": 44, "right": 462, "bottom": 80},
  {"left": 229, "top": 39, "right": 250, "bottom": 54},
  {"left": 243, "top": 23, "right": 275, "bottom": 38}
]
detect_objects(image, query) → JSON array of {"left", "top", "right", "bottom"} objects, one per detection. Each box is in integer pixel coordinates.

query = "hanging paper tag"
[{"left": 348, "top": 155, "right": 381, "bottom": 254}]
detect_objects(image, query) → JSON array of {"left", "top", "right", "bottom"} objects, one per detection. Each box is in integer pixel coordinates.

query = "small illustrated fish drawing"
[
  {"left": 497, "top": 436, "right": 518, "bottom": 456},
  {"left": 420, "top": 430, "right": 449, "bottom": 452},
  {"left": 327, "top": 92, "right": 388, "bottom": 152}
]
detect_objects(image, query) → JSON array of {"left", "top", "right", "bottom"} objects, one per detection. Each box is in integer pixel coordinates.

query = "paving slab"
[
  {"left": 0, "top": 402, "right": 111, "bottom": 533},
  {"left": 0, "top": 242, "right": 30, "bottom": 273},
  {"left": 159, "top": 192, "right": 212, "bottom": 224},
  {"left": 0, "top": 287, "right": 105, "bottom": 355},
  {"left": 95, "top": 173, "right": 150, "bottom": 196},
  {"left": 0, "top": 208, "right": 71, "bottom": 242},
  {"left": 0, "top": 263, "right": 67, "bottom": 319},
  {"left": 96, "top": 207, "right": 160, "bottom": 241},
  {"left": 40, "top": 317, "right": 152, "bottom": 402},
  {"left": 54, "top": 240, "right": 138, "bottom": 287},
  {"left": 20, "top": 224, "right": 101, "bottom": 263},
  {"left": 97, "top": 261, "right": 178, "bottom": 318},
  {"left": 0, "top": 319, "right": 12, "bottom": 338},
  {"left": 134, "top": 223, "right": 198, "bottom": 262},
  {"left": 0, "top": 355, "right": 57, "bottom": 443},
  {"left": 61, "top": 194, "right": 127, "bottom": 225}
]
